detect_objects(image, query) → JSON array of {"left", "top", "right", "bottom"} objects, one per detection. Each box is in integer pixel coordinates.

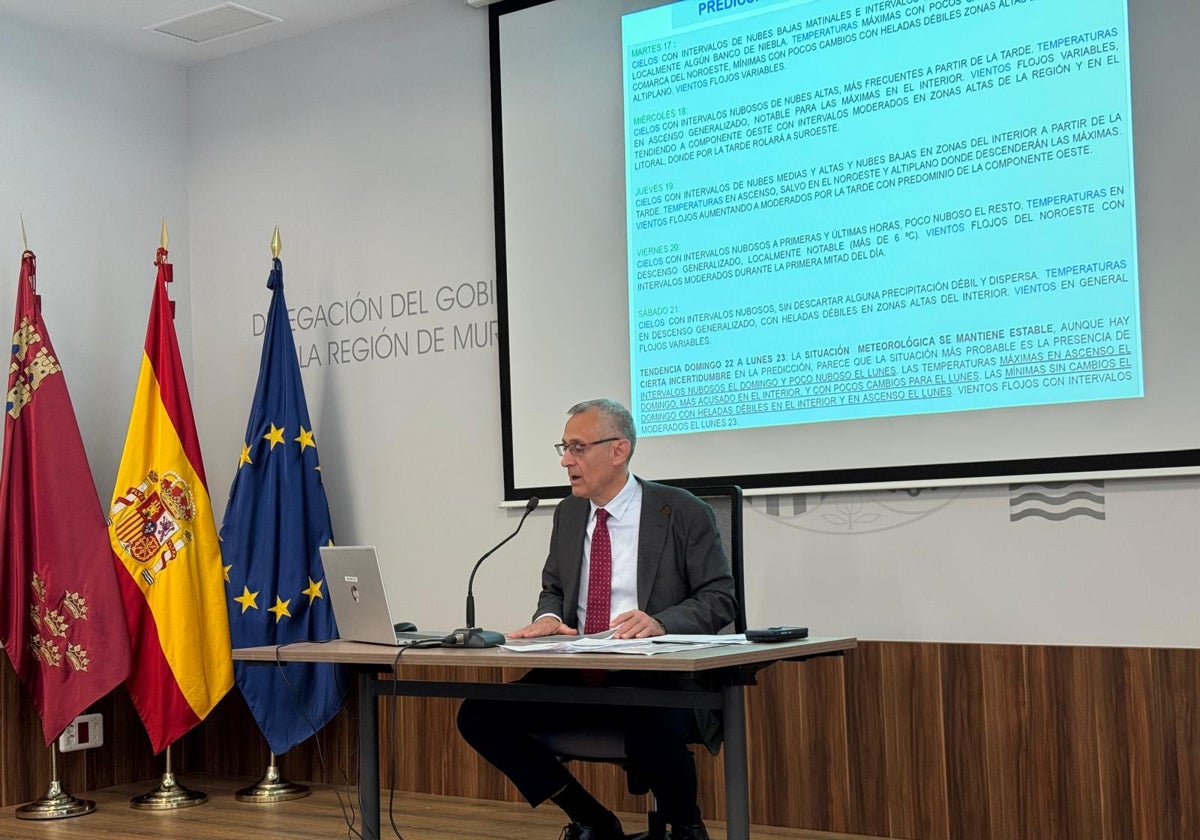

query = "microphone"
[{"left": 442, "top": 496, "right": 540, "bottom": 648}]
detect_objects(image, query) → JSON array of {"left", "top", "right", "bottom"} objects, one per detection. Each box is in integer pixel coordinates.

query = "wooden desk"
[{"left": 234, "top": 636, "right": 857, "bottom": 840}]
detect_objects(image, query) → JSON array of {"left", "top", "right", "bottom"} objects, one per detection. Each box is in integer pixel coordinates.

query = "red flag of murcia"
[{"left": 0, "top": 250, "right": 133, "bottom": 744}]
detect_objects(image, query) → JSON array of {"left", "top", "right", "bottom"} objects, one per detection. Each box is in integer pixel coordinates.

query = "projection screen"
[{"left": 492, "top": 0, "right": 1200, "bottom": 500}]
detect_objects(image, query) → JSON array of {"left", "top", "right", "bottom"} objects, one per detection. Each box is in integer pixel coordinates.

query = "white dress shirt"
[{"left": 576, "top": 472, "right": 642, "bottom": 633}]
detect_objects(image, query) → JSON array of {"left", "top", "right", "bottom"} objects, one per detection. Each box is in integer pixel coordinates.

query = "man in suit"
[{"left": 457, "top": 399, "right": 737, "bottom": 840}]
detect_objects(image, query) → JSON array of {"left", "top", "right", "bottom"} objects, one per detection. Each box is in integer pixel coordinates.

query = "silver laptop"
[{"left": 320, "top": 545, "right": 443, "bottom": 645}]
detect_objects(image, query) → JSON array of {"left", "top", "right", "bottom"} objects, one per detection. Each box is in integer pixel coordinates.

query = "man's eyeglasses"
[{"left": 555, "top": 438, "right": 621, "bottom": 457}]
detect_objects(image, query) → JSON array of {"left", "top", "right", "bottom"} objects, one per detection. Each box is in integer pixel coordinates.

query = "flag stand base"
[
  {"left": 235, "top": 761, "right": 310, "bottom": 802},
  {"left": 131, "top": 745, "right": 206, "bottom": 810},
  {"left": 15, "top": 781, "right": 95, "bottom": 820},
  {"left": 130, "top": 771, "right": 207, "bottom": 810},
  {"left": 17, "top": 744, "right": 95, "bottom": 819}
]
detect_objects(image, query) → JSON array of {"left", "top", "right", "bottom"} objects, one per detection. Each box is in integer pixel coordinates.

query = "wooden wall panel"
[
  {"left": 940, "top": 644, "right": 990, "bottom": 840},
  {"left": 1153, "top": 648, "right": 1200, "bottom": 840},
  {"left": 0, "top": 658, "right": 50, "bottom": 805},
  {"left": 843, "top": 636, "right": 890, "bottom": 836},
  {"left": 1027, "top": 646, "right": 1112, "bottom": 840},
  {"left": 744, "top": 653, "right": 852, "bottom": 831},
  {"left": 1124, "top": 648, "right": 1163, "bottom": 840},
  {"left": 878, "top": 643, "right": 950, "bottom": 840},
  {"left": 4, "top": 642, "right": 1199, "bottom": 840},
  {"left": 978, "top": 643, "right": 1028, "bottom": 840},
  {"left": 1095, "top": 648, "right": 1135, "bottom": 840},
  {"left": 383, "top": 665, "right": 523, "bottom": 803},
  {"left": 82, "top": 689, "right": 159, "bottom": 789}
]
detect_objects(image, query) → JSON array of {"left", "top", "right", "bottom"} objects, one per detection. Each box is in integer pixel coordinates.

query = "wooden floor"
[{"left": 0, "top": 776, "right": 889, "bottom": 840}]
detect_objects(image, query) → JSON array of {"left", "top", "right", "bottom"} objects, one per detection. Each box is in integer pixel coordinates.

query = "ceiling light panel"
[{"left": 147, "top": 2, "right": 281, "bottom": 44}]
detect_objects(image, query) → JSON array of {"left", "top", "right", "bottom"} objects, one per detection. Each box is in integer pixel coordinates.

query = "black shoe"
[
  {"left": 560, "top": 817, "right": 625, "bottom": 840},
  {"left": 671, "top": 823, "right": 710, "bottom": 840}
]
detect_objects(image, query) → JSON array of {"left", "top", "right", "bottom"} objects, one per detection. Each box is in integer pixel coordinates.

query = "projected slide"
[{"left": 623, "top": 0, "right": 1140, "bottom": 437}]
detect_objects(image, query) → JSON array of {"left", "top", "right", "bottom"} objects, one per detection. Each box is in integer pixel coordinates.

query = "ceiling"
[{"left": 0, "top": 0, "right": 432, "bottom": 66}]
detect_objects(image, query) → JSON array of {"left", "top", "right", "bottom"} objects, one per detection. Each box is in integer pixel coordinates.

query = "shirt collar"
[{"left": 592, "top": 472, "right": 639, "bottom": 522}]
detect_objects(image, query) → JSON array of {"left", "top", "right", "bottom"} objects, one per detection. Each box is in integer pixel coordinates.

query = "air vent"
[{"left": 147, "top": 3, "right": 281, "bottom": 44}]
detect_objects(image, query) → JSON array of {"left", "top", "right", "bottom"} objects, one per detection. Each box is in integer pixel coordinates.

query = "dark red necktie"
[{"left": 584, "top": 508, "right": 612, "bottom": 634}]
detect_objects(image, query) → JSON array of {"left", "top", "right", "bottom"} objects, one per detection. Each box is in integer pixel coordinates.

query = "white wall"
[
  {"left": 743, "top": 477, "right": 1200, "bottom": 646},
  {"left": 0, "top": 14, "right": 190, "bottom": 498},
  {"left": 5, "top": 0, "right": 1197, "bottom": 648},
  {"left": 185, "top": 0, "right": 546, "bottom": 635}
]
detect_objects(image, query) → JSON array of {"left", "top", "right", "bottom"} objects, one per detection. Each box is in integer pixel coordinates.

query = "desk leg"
[
  {"left": 358, "top": 671, "right": 380, "bottom": 840},
  {"left": 722, "top": 682, "right": 750, "bottom": 840}
]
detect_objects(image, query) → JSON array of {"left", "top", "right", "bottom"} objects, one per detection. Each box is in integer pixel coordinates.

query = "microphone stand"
[{"left": 442, "top": 497, "right": 540, "bottom": 648}]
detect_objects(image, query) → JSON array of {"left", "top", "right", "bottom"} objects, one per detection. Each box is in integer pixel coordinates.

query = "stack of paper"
[{"left": 500, "top": 632, "right": 749, "bottom": 655}]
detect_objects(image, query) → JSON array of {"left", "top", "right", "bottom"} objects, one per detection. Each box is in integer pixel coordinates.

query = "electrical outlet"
[{"left": 57, "top": 713, "right": 103, "bottom": 753}]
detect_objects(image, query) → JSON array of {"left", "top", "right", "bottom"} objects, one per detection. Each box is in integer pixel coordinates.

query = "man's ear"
[{"left": 612, "top": 437, "right": 633, "bottom": 465}]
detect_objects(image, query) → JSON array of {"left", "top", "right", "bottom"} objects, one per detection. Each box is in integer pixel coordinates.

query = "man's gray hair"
[{"left": 568, "top": 399, "right": 637, "bottom": 457}]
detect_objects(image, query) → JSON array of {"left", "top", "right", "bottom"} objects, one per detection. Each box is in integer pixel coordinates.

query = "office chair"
[{"left": 533, "top": 485, "right": 746, "bottom": 840}]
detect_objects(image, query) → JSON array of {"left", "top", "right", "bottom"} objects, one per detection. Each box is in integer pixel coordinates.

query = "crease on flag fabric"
[
  {"left": 222, "top": 256, "right": 346, "bottom": 756},
  {"left": 0, "top": 250, "right": 133, "bottom": 745},
  {"left": 108, "top": 248, "right": 233, "bottom": 753}
]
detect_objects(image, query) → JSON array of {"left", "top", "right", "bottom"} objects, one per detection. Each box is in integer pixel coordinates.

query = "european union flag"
[{"left": 221, "top": 256, "right": 344, "bottom": 756}]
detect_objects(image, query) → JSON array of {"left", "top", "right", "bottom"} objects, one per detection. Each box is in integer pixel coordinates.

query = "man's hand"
[
  {"left": 610, "top": 609, "right": 665, "bottom": 639},
  {"left": 507, "top": 615, "right": 577, "bottom": 639}
]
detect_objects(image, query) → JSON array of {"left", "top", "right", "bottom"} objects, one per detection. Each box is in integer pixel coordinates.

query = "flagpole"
[
  {"left": 15, "top": 744, "right": 96, "bottom": 820},
  {"left": 233, "top": 227, "right": 310, "bottom": 804},
  {"left": 4, "top": 232, "right": 122, "bottom": 820},
  {"left": 124, "top": 223, "right": 211, "bottom": 811}
]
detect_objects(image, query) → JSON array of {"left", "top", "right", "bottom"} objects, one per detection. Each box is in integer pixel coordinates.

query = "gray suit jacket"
[
  {"left": 534, "top": 478, "right": 737, "bottom": 635},
  {"left": 532, "top": 478, "right": 738, "bottom": 753}
]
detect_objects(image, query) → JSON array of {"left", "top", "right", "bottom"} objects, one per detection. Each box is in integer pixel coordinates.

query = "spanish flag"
[{"left": 109, "top": 247, "right": 232, "bottom": 753}]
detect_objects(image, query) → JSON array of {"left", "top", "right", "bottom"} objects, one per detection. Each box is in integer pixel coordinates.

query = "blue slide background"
[{"left": 623, "top": 0, "right": 1141, "bottom": 436}]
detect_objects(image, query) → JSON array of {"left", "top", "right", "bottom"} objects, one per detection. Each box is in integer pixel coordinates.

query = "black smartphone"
[{"left": 745, "top": 626, "right": 809, "bottom": 643}]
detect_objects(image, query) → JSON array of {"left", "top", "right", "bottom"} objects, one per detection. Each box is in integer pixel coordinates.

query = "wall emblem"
[
  {"left": 1009, "top": 481, "right": 1105, "bottom": 522},
  {"left": 750, "top": 487, "right": 961, "bottom": 534}
]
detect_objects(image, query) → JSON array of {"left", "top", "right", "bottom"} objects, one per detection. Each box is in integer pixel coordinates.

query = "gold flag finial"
[
  {"left": 20, "top": 214, "right": 28, "bottom": 251},
  {"left": 270, "top": 225, "right": 281, "bottom": 259},
  {"left": 160, "top": 218, "right": 169, "bottom": 250}
]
